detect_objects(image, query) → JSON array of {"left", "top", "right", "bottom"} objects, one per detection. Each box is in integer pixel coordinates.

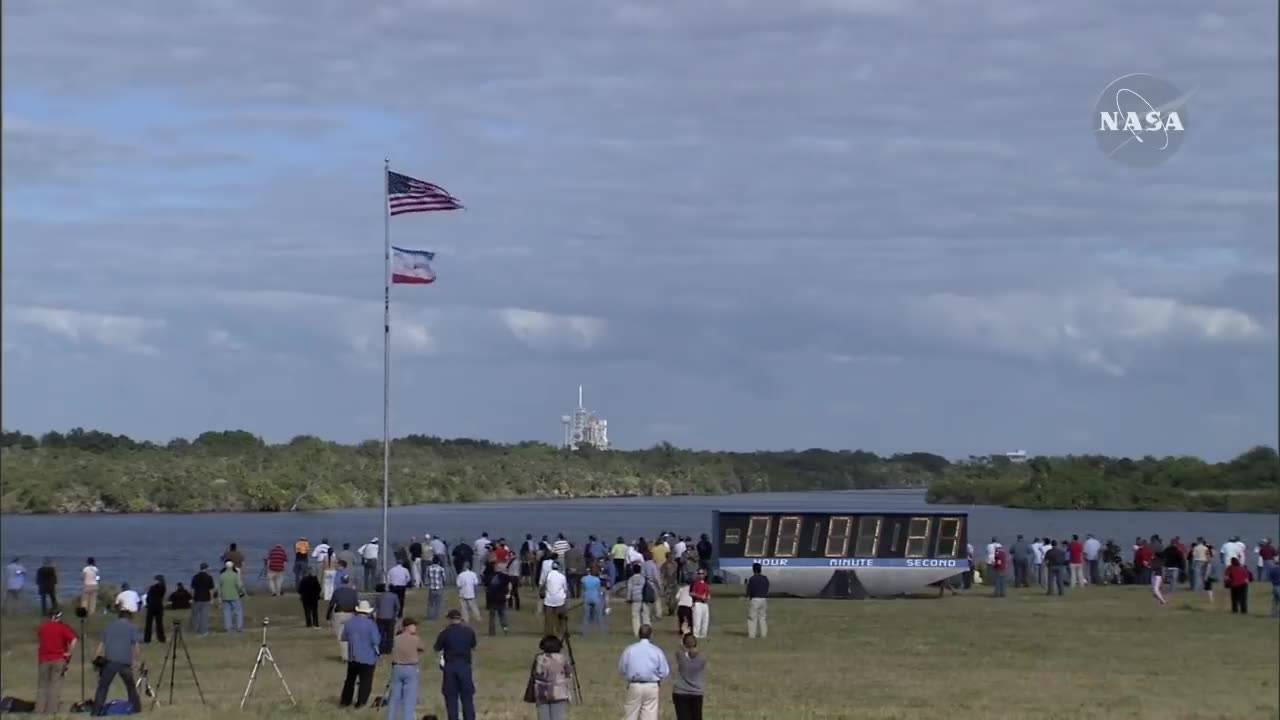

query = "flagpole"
[{"left": 381, "top": 157, "right": 391, "bottom": 580}]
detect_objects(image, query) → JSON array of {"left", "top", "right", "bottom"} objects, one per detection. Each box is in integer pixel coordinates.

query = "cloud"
[
  {"left": 0, "top": 0, "right": 1275, "bottom": 459},
  {"left": 8, "top": 306, "right": 165, "bottom": 355}
]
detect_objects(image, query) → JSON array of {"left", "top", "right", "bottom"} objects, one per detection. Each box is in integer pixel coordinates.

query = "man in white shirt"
[
  {"left": 357, "top": 539, "right": 380, "bottom": 591},
  {"left": 541, "top": 562, "right": 568, "bottom": 637},
  {"left": 985, "top": 537, "right": 1000, "bottom": 566},
  {"left": 81, "top": 559, "right": 101, "bottom": 615},
  {"left": 626, "top": 545, "right": 644, "bottom": 567},
  {"left": 1221, "top": 536, "right": 1246, "bottom": 566},
  {"left": 114, "top": 583, "right": 141, "bottom": 614},
  {"left": 472, "top": 533, "right": 492, "bottom": 566},
  {"left": 1030, "top": 539, "right": 1046, "bottom": 586},
  {"left": 1083, "top": 534, "right": 1102, "bottom": 585},
  {"left": 386, "top": 562, "right": 411, "bottom": 617},
  {"left": 310, "top": 539, "right": 332, "bottom": 569},
  {"left": 673, "top": 538, "right": 687, "bottom": 560},
  {"left": 456, "top": 566, "right": 480, "bottom": 624},
  {"left": 617, "top": 624, "right": 669, "bottom": 720}
]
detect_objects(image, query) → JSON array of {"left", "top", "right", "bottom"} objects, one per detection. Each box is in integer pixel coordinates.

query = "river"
[{"left": 2, "top": 490, "right": 1276, "bottom": 594}]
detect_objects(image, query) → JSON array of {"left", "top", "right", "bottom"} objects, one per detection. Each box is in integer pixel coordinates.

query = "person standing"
[
  {"left": 1009, "top": 536, "right": 1030, "bottom": 588},
  {"left": 1260, "top": 538, "right": 1277, "bottom": 580},
  {"left": 357, "top": 538, "right": 381, "bottom": 591},
  {"left": 80, "top": 558, "right": 100, "bottom": 616},
  {"left": 618, "top": 624, "right": 669, "bottom": 720},
  {"left": 505, "top": 552, "right": 523, "bottom": 612},
  {"left": 542, "top": 562, "right": 569, "bottom": 638},
  {"left": 484, "top": 563, "right": 510, "bottom": 636},
  {"left": 529, "top": 634, "right": 574, "bottom": 720},
  {"left": 387, "top": 561, "right": 412, "bottom": 617},
  {"left": 35, "top": 608, "right": 77, "bottom": 714},
  {"left": 5, "top": 557, "right": 27, "bottom": 614},
  {"left": 611, "top": 538, "right": 629, "bottom": 583},
  {"left": 626, "top": 563, "right": 650, "bottom": 638},
  {"left": 675, "top": 582, "right": 694, "bottom": 636},
  {"left": 690, "top": 570, "right": 711, "bottom": 639},
  {"left": 745, "top": 562, "right": 770, "bottom": 639},
  {"left": 189, "top": 563, "right": 214, "bottom": 635},
  {"left": 425, "top": 557, "right": 447, "bottom": 621},
  {"left": 1083, "top": 534, "right": 1102, "bottom": 585},
  {"left": 991, "top": 545, "right": 1009, "bottom": 598},
  {"left": 408, "top": 537, "right": 424, "bottom": 589},
  {"left": 143, "top": 575, "right": 167, "bottom": 644},
  {"left": 329, "top": 576, "right": 360, "bottom": 661},
  {"left": 1030, "top": 538, "right": 1045, "bottom": 586},
  {"left": 35, "top": 558, "right": 58, "bottom": 615},
  {"left": 217, "top": 561, "right": 245, "bottom": 633},
  {"left": 293, "top": 537, "right": 311, "bottom": 591},
  {"left": 672, "top": 633, "right": 707, "bottom": 720},
  {"left": 581, "top": 565, "right": 607, "bottom": 635},
  {"left": 1044, "top": 541, "right": 1066, "bottom": 596},
  {"left": 1224, "top": 558, "right": 1250, "bottom": 614},
  {"left": 456, "top": 565, "right": 480, "bottom": 625},
  {"left": 375, "top": 584, "right": 401, "bottom": 655},
  {"left": 434, "top": 609, "right": 478, "bottom": 720},
  {"left": 1068, "top": 535, "right": 1085, "bottom": 587},
  {"left": 266, "top": 544, "right": 288, "bottom": 597},
  {"left": 339, "top": 601, "right": 381, "bottom": 708},
  {"left": 1267, "top": 561, "right": 1280, "bottom": 618},
  {"left": 386, "top": 618, "right": 424, "bottom": 720},
  {"left": 221, "top": 543, "right": 245, "bottom": 572},
  {"left": 91, "top": 610, "right": 142, "bottom": 716},
  {"left": 695, "top": 535, "right": 713, "bottom": 574},
  {"left": 298, "top": 568, "right": 322, "bottom": 629}
]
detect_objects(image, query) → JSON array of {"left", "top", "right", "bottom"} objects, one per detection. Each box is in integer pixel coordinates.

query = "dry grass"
[{"left": 1, "top": 582, "right": 1277, "bottom": 719}]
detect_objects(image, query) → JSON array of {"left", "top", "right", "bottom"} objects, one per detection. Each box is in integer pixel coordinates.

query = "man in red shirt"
[
  {"left": 1224, "top": 558, "right": 1251, "bottom": 614},
  {"left": 1068, "top": 535, "right": 1086, "bottom": 587},
  {"left": 690, "top": 570, "right": 711, "bottom": 639},
  {"left": 991, "top": 545, "right": 1009, "bottom": 598},
  {"left": 35, "top": 608, "right": 78, "bottom": 713},
  {"left": 266, "top": 544, "right": 289, "bottom": 597}
]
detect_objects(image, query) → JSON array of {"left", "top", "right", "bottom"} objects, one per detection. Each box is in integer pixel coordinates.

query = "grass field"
[{"left": 1, "top": 582, "right": 1277, "bottom": 719}]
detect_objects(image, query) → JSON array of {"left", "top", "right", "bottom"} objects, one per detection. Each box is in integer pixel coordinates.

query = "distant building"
[
  {"left": 561, "top": 385, "right": 609, "bottom": 451},
  {"left": 1005, "top": 450, "right": 1028, "bottom": 463}
]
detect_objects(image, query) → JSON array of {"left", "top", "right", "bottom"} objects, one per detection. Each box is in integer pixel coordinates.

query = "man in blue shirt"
[
  {"left": 618, "top": 624, "right": 669, "bottom": 720},
  {"left": 92, "top": 611, "right": 142, "bottom": 715},
  {"left": 581, "top": 565, "right": 607, "bottom": 634},
  {"left": 433, "top": 609, "right": 478, "bottom": 720},
  {"left": 339, "top": 601, "right": 381, "bottom": 708}
]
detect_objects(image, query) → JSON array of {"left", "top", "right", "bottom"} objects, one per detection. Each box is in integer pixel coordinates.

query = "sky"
[{"left": 2, "top": 1, "right": 1276, "bottom": 460}]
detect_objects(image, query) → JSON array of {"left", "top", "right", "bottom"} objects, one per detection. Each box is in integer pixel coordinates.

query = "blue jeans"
[
  {"left": 583, "top": 600, "right": 607, "bottom": 633},
  {"left": 1190, "top": 561, "right": 1205, "bottom": 590},
  {"left": 190, "top": 601, "right": 210, "bottom": 634},
  {"left": 222, "top": 600, "right": 243, "bottom": 632},
  {"left": 992, "top": 572, "right": 1007, "bottom": 597},
  {"left": 427, "top": 590, "right": 443, "bottom": 620},
  {"left": 441, "top": 661, "right": 475, "bottom": 720},
  {"left": 1047, "top": 567, "right": 1065, "bottom": 595},
  {"left": 385, "top": 665, "right": 418, "bottom": 720},
  {"left": 1271, "top": 585, "right": 1280, "bottom": 618}
]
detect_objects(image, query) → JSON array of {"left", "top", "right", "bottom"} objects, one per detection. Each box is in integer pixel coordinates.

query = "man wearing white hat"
[
  {"left": 357, "top": 538, "right": 381, "bottom": 591},
  {"left": 217, "top": 561, "right": 245, "bottom": 633},
  {"left": 338, "top": 600, "right": 381, "bottom": 708}
]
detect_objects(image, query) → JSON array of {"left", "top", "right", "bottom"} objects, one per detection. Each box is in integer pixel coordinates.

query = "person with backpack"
[
  {"left": 483, "top": 561, "right": 510, "bottom": 636},
  {"left": 626, "top": 563, "right": 652, "bottom": 638},
  {"left": 526, "top": 635, "right": 574, "bottom": 720}
]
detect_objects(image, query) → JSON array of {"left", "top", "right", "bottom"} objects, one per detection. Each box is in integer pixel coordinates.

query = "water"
[{"left": 2, "top": 490, "right": 1276, "bottom": 594}]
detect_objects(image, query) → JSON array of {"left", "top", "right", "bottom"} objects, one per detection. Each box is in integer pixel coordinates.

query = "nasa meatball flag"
[{"left": 380, "top": 159, "right": 463, "bottom": 575}]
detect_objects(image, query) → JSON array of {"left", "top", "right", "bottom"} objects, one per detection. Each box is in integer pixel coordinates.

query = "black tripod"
[
  {"left": 559, "top": 603, "right": 585, "bottom": 704},
  {"left": 74, "top": 607, "right": 89, "bottom": 703},
  {"left": 151, "top": 621, "right": 206, "bottom": 708}
]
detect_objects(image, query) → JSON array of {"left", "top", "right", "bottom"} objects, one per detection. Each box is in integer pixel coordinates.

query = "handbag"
[{"left": 522, "top": 658, "right": 538, "bottom": 704}]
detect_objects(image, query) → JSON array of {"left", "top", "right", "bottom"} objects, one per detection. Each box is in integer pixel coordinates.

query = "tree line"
[{"left": 0, "top": 428, "right": 1274, "bottom": 513}]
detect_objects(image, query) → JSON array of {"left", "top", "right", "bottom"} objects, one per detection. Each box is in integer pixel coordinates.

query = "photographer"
[
  {"left": 35, "top": 608, "right": 77, "bottom": 713},
  {"left": 91, "top": 610, "right": 142, "bottom": 715},
  {"left": 526, "top": 635, "right": 573, "bottom": 719}
]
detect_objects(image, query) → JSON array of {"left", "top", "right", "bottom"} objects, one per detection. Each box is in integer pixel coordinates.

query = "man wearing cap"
[
  {"left": 35, "top": 607, "right": 77, "bottom": 713},
  {"left": 433, "top": 609, "right": 477, "bottom": 720},
  {"left": 338, "top": 600, "right": 381, "bottom": 708},
  {"left": 541, "top": 561, "right": 569, "bottom": 638},
  {"left": 328, "top": 576, "right": 360, "bottom": 662},
  {"left": 217, "top": 560, "right": 245, "bottom": 633},
  {"left": 190, "top": 563, "right": 215, "bottom": 635}
]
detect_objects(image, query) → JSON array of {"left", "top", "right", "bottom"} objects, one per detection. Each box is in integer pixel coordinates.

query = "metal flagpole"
[{"left": 381, "top": 157, "right": 391, "bottom": 580}]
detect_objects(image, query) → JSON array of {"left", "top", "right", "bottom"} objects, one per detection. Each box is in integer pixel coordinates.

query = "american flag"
[{"left": 387, "top": 170, "right": 463, "bottom": 215}]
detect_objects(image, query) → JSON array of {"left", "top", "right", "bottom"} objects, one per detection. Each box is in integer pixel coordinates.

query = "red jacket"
[
  {"left": 1068, "top": 542, "right": 1084, "bottom": 564},
  {"left": 1224, "top": 564, "right": 1250, "bottom": 587},
  {"left": 1135, "top": 546, "right": 1153, "bottom": 568},
  {"left": 267, "top": 546, "right": 288, "bottom": 573},
  {"left": 1260, "top": 544, "right": 1277, "bottom": 561}
]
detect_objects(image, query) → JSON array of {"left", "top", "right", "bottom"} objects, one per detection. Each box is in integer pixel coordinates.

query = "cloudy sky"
[{"left": 2, "top": 1, "right": 1276, "bottom": 460}]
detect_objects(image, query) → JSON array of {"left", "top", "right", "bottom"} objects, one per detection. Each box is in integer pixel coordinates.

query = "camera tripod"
[
  {"left": 558, "top": 602, "right": 585, "bottom": 703},
  {"left": 151, "top": 621, "right": 206, "bottom": 707},
  {"left": 240, "top": 618, "right": 296, "bottom": 710}
]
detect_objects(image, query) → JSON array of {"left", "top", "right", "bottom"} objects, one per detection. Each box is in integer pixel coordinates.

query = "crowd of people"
[{"left": 9, "top": 527, "right": 1277, "bottom": 719}]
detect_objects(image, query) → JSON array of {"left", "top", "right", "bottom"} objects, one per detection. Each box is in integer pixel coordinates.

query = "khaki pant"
[
  {"left": 266, "top": 572, "right": 284, "bottom": 596},
  {"left": 1070, "top": 563, "right": 1085, "bottom": 587},
  {"left": 460, "top": 598, "right": 480, "bottom": 625},
  {"left": 748, "top": 597, "right": 768, "bottom": 638},
  {"left": 629, "top": 602, "right": 652, "bottom": 637},
  {"left": 36, "top": 660, "right": 65, "bottom": 713},
  {"left": 542, "top": 605, "right": 566, "bottom": 637},
  {"left": 81, "top": 588, "right": 97, "bottom": 615},
  {"left": 332, "top": 611, "right": 353, "bottom": 661},
  {"left": 623, "top": 682, "right": 659, "bottom": 720}
]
